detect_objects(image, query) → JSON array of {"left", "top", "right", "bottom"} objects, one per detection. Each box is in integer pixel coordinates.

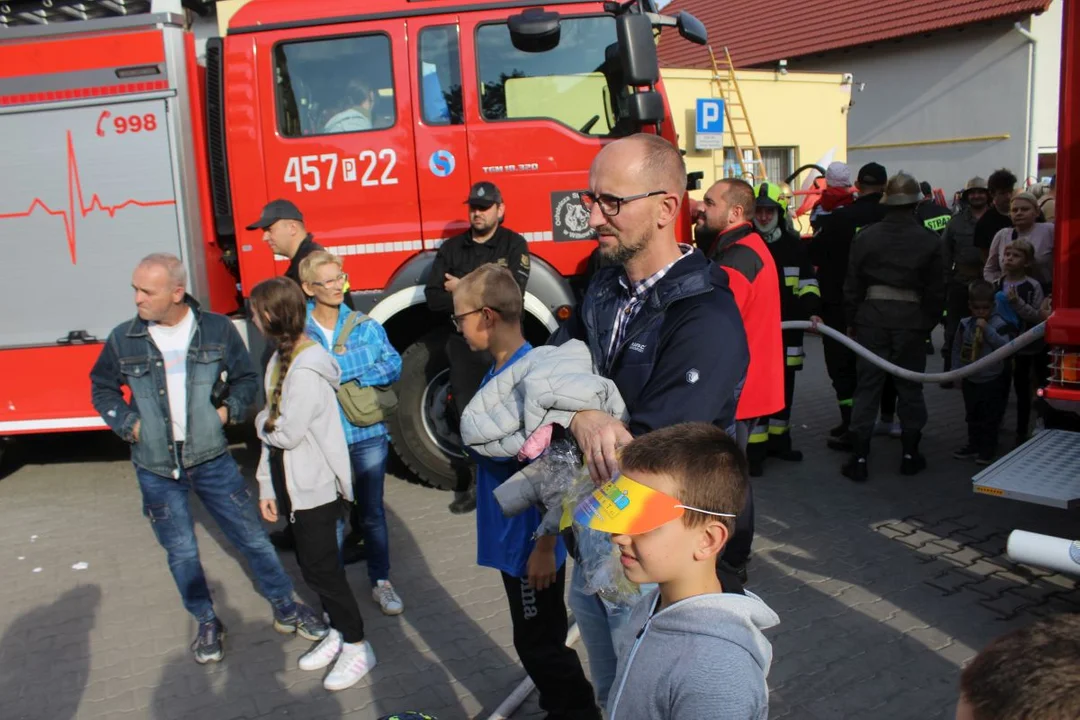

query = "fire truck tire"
[{"left": 388, "top": 328, "right": 461, "bottom": 490}]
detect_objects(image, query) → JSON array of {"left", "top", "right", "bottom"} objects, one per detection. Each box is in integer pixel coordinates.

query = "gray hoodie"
[
  {"left": 607, "top": 588, "right": 780, "bottom": 720},
  {"left": 255, "top": 342, "right": 352, "bottom": 512}
]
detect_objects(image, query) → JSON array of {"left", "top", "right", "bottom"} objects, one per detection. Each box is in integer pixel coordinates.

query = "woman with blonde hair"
[
  {"left": 983, "top": 191, "right": 1054, "bottom": 289},
  {"left": 251, "top": 277, "right": 376, "bottom": 691},
  {"left": 299, "top": 251, "right": 404, "bottom": 616}
]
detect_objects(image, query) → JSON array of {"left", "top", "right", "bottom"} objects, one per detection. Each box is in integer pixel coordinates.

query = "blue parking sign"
[{"left": 695, "top": 98, "right": 725, "bottom": 150}]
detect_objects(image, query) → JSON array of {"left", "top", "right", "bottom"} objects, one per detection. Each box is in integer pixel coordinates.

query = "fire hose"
[
  {"left": 782, "top": 320, "right": 1047, "bottom": 383},
  {"left": 489, "top": 321, "right": 1050, "bottom": 718}
]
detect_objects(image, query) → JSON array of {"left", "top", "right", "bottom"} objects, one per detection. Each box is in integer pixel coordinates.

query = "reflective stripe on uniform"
[
  {"left": 784, "top": 266, "right": 800, "bottom": 288},
  {"left": 786, "top": 346, "right": 804, "bottom": 368},
  {"left": 748, "top": 420, "right": 770, "bottom": 444},
  {"left": 797, "top": 278, "right": 820, "bottom": 297},
  {"left": 768, "top": 418, "right": 789, "bottom": 435},
  {"left": 838, "top": 398, "right": 854, "bottom": 407}
]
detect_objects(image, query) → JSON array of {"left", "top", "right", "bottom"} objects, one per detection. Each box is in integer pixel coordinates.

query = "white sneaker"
[
  {"left": 889, "top": 420, "right": 902, "bottom": 438},
  {"left": 298, "top": 628, "right": 342, "bottom": 671},
  {"left": 323, "top": 640, "right": 377, "bottom": 692},
  {"left": 372, "top": 580, "right": 404, "bottom": 616}
]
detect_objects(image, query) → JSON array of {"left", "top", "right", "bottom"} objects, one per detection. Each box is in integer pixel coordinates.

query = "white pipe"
[
  {"left": 1007, "top": 530, "right": 1080, "bottom": 577},
  {"left": 1015, "top": 22, "right": 1040, "bottom": 183},
  {"left": 487, "top": 623, "right": 583, "bottom": 720},
  {"left": 785, "top": 320, "right": 1045, "bottom": 384}
]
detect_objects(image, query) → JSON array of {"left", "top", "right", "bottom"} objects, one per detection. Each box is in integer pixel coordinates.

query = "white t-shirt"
[
  {"left": 314, "top": 320, "right": 335, "bottom": 349},
  {"left": 148, "top": 308, "right": 196, "bottom": 441}
]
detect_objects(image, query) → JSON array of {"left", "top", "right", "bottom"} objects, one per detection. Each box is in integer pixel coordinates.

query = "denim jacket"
[{"left": 90, "top": 296, "right": 259, "bottom": 477}]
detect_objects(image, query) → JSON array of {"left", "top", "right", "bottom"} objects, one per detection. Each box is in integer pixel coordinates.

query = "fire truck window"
[
  {"left": 274, "top": 35, "right": 396, "bottom": 138},
  {"left": 419, "top": 26, "right": 464, "bottom": 126},
  {"left": 475, "top": 16, "right": 628, "bottom": 137}
]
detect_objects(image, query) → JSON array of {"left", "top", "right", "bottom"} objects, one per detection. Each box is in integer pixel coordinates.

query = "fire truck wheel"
[{"left": 388, "top": 328, "right": 462, "bottom": 490}]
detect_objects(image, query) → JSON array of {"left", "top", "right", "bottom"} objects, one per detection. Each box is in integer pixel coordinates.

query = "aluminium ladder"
[{"left": 709, "top": 45, "right": 767, "bottom": 183}]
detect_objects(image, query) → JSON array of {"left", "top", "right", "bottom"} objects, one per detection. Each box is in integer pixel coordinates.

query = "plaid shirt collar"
[{"left": 617, "top": 244, "right": 694, "bottom": 298}]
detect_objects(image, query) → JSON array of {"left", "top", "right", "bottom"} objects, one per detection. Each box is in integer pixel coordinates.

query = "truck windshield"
[{"left": 476, "top": 15, "right": 630, "bottom": 137}]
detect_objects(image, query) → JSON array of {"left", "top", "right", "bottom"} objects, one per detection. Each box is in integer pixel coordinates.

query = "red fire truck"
[
  {"left": 973, "top": 0, "right": 1080, "bottom": 507},
  {"left": 0, "top": 0, "right": 705, "bottom": 486}
]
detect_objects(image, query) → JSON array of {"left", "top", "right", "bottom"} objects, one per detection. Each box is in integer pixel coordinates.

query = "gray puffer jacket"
[{"left": 461, "top": 340, "right": 628, "bottom": 459}]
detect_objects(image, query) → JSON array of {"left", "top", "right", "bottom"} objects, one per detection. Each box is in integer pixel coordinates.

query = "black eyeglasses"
[
  {"left": 579, "top": 190, "right": 667, "bottom": 217},
  {"left": 451, "top": 307, "right": 501, "bottom": 331}
]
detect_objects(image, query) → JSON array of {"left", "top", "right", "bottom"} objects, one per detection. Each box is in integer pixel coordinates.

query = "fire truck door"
[
  {"left": 408, "top": 19, "right": 471, "bottom": 244},
  {"left": 251, "top": 21, "right": 422, "bottom": 290},
  {"left": 0, "top": 99, "right": 182, "bottom": 349}
]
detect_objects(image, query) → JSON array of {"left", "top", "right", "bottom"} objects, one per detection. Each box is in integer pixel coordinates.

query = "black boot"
[
  {"left": 448, "top": 485, "right": 477, "bottom": 514},
  {"left": 841, "top": 438, "right": 870, "bottom": 482},
  {"left": 747, "top": 441, "right": 766, "bottom": 477},
  {"left": 940, "top": 354, "right": 955, "bottom": 389},
  {"left": 900, "top": 430, "right": 928, "bottom": 476},
  {"left": 827, "top": 405, "right": 853, "bottom": 450},
  {"left": 767, "top": 432, "right": 803, "bottom": 462}
]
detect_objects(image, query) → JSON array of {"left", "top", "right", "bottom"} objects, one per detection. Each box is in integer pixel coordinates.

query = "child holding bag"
[{"left": 251, "top": 277, "right": 376, "bottom": 691}]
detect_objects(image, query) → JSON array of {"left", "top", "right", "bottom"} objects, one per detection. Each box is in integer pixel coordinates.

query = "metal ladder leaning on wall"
[{"left": 709, "top": 45, "right": 767, "bottom": 182}]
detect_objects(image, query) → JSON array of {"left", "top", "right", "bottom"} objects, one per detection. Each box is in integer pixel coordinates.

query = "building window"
[
  {"left": 475, "top": 16, "right": 632, "bottom": 137},
  {"left": 274, "top": 34, "right": 395, "bottom": 138},
  {"left": 419, "top": 26, "right": 464, "bottom": 126},
  {"left": 723, "top": 147, "right": 797, "bottom": 184}
]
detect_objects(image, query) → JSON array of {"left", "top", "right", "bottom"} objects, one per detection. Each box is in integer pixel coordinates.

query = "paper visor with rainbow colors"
[{"left": 573, "top": 474, "right": 733, "bottom": 535}]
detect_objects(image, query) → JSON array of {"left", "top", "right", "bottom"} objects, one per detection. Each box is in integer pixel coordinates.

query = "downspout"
[{"left": 1015, "top": 22, "right": 1039, "bottom": 184}]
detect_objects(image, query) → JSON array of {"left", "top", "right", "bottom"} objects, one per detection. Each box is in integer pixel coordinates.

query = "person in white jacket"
[{"left": 250, "top": 277, "right": 375, "bottom": 692}]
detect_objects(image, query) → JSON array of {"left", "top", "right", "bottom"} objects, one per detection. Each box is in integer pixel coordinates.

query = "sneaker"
[
  {"left": 324, "top": 640, "right": 377, "bottom": 692},
  {"left": 298, "top": 628, "right": 342, "bottom": 671},
  {"left": 274, "top": 603, "right": 329, "bottom": 641},
  {"left": 191, "top": 618, "right": 225, "bottom": 665},
  {"left": 889, "top": 421, "right": 902, "bottom": 439},
  {"left": 373, "top": 580, "right": 404, "bottom": 616},
  {"left": 448, "top": 487, "right": 477, "bottom": 514},
  {"left": 975, "top": 453, "right": 995, "bottom": 466},
  {"left": 900, "top": 453, "right": 928, "bottom": 476},
  {"left": 953, "top": 445, "right": 979, "bottom": 460}
]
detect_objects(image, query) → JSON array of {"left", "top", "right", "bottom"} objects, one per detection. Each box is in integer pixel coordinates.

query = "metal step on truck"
[{"left": 0, "top": 0, "right": 706, "bottom": 486}]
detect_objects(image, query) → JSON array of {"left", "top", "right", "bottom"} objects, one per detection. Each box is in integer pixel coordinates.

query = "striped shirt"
[{"left": 606, "top": 244, "right": 693, "bottom": 371}]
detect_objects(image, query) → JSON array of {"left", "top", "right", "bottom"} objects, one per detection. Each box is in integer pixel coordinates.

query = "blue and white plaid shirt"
[{"left": 605, "top": 244, "right": 693, "bottom": 371}]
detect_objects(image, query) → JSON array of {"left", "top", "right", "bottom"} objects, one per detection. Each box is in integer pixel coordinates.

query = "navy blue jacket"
[
  {"left": 551, "top": 249, "right": 748, "bottom": 437},
  {"left": 90, "top": 297, "right": 259, "bottom": 477}
]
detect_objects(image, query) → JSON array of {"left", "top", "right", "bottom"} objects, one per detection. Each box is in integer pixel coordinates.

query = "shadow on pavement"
[{"left": 0, "top": 584, "right": 102, "bottom": 720}]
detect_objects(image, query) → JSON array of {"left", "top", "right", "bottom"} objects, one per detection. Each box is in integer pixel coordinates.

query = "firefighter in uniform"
[
  {"left": 424, "top": 182, "right": 530, "bottom": 513},
  {"left": 842, "top": 172, "right": 945, "bottom": 482},
  {"left": 752, "top": 183, "right": 822, "bottom": 471},
  {"left": 916, "top": 181, "right": 952, "bottom": 235},
  {"left": 809, "top": 162, "right": 888, "bottom": 451}
]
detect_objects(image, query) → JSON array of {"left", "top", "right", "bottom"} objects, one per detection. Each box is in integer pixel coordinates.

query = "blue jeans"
[
  {"left": 567, "top": 563, "right": 634, "bottom": 709},
  {"left": 349, "top": 435, "right": 391, "bottom": 586},
  {"left": 135, "top": 452, "right": 295, "bottom": 623}
]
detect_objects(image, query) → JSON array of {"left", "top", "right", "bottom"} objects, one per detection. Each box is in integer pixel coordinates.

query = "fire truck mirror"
[
  {"left": 616, "top": 13, "right": 660, "bottom": 86},
  {"left": 676, "top": 11, "right": 708, "bottom": 46},
  {"left": 628, "top": 90, "right": 665, "bottom": 126},
  {"left": 508, "top": 8, "right": 562, "bottom": 53}
]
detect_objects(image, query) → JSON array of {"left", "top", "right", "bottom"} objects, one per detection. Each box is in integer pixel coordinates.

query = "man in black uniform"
[
  {"left": 809, "top": 162, "right": 888, "bottom": 451},
  {"left": 916, "top": 181, "right": 952, "bottom": 235},
  {"left": 425, "top": 182, "right": 530, "bottom": 513},
  {"left": 842, "top": 172, "right": 945, "bottom": 483}
]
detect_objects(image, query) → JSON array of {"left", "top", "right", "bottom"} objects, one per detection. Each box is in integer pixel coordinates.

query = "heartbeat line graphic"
[{"left": 0, "top": 131, "right": 176, "bottom": 264}]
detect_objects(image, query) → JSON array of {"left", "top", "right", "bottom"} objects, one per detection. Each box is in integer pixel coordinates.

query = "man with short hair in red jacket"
[{"left": 696, "top": 177, "right": 785, "bottom": 579}]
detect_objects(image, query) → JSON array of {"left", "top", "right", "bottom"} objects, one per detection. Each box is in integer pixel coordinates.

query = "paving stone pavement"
[{"left": 1, "top": 329, "right": 1078, "bottom": 720}]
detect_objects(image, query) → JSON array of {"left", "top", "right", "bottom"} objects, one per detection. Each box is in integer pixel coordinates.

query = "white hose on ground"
[
  {"left": 486, "top": 623, "right": 582, "bottom": 720},
  {"left": 784, "top": 320, "right": 1046, "bottom": 384},
  {"left": 1007, "top": 530, "right": 1080, "bottom": 577}
]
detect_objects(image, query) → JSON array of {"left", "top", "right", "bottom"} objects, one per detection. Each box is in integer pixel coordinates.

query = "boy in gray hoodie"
[{"left": 575, "top": 423, "right": 779, "bottom": 720}]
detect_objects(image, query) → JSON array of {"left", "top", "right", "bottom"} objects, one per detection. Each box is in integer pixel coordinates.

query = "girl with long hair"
[{"left": 251, "top": 277, "right": 376, "bottom": 691}]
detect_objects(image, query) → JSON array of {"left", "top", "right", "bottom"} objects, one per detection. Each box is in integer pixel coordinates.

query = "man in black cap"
[
  {"left": 808, "top": 161, "right": 888, "bottom": 450},
  {"left": 425, "top": 181, "right": 530, "bottom": 513},
  {"left": 842, "top": 172, "right": 944, "bottom": 483},
  {"left": 916, "top": 181, "right": 951, "bottom": 236}
]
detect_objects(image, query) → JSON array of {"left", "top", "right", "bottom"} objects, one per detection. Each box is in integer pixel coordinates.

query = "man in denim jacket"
[{"left": 90, "top": 253, "right": 327, "bottom": 665}]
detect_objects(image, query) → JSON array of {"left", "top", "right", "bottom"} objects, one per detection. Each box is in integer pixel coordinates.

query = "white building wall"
[{"left": 1030, "top": 0, "right": 1062, "bottom": 166}]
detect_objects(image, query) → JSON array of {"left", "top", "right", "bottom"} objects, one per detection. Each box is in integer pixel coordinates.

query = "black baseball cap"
[
  {"left": 856, "top": 162, "right": 888, "bottom": 186},
  {"left": 919, "top": 181, "right": 933, "bottom": 197},
  {"left": 465, "top": 182, "right": 503, "bottom": 209},
  {"left": 246, "top": 199, "right": 303, "bottom": 230}
]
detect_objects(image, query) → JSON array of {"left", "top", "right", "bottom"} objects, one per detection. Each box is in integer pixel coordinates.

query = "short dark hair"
[
  {"left": 988, "top": 168, "right": 1018, "bottom": 194},
  {"left": 959, "top": 614, "right": 1080, "bottom": 720},
  {"left": 618, "top": 423, "right": 747, "bottom": 535},
  {"left": 968, "top": 280, "right": 996, "bottom": 305},
  {"left": 456, "top": 263, "right": 523, "bottom": 323},
  {"left": 716, "top": 178, "right": 756, "bottom": 219}
]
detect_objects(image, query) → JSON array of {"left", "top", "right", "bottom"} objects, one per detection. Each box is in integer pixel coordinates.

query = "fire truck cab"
[{"left": 0, "top": 0, "right": 706, "bottom": 486}]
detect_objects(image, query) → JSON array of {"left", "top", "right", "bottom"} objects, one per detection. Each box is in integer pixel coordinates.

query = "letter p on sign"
[{"left": 695, "top": 98, "right": 725, "bottom": 151}]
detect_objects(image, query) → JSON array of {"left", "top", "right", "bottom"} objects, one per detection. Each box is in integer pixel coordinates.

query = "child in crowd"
[
  {"left": 251, "top": 277, "right": 376, "bottom": 692},
  {"left": 952, "top": 281, "right": 1015, "bottom": 465},
  {"left": 957, "top": 614, "right": 1080, "bottom": 720},
  {"left": 452, "top": 264, "right": 600, "bottom": 720},
  {"left": 577, "top": 422, "right": 778, "bottom": 720},
  {"left": 997, "top": 240, "right": 1046, "bottom": 443}
]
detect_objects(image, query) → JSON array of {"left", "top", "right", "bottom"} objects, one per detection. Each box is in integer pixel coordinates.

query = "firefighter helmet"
[
  {"left": 755, "top": 182, "right": 788, "bottom": 213},
  {"left": 961, "top": 176, "right": 988, "bottom": 197},
  {"left": 880, "top": 172, "right": 922, "bottom": 206}
]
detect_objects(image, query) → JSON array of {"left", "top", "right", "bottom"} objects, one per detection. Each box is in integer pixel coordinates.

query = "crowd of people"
[{"left": 85, "top": 132, "right": 1075, "bottom": 718}]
